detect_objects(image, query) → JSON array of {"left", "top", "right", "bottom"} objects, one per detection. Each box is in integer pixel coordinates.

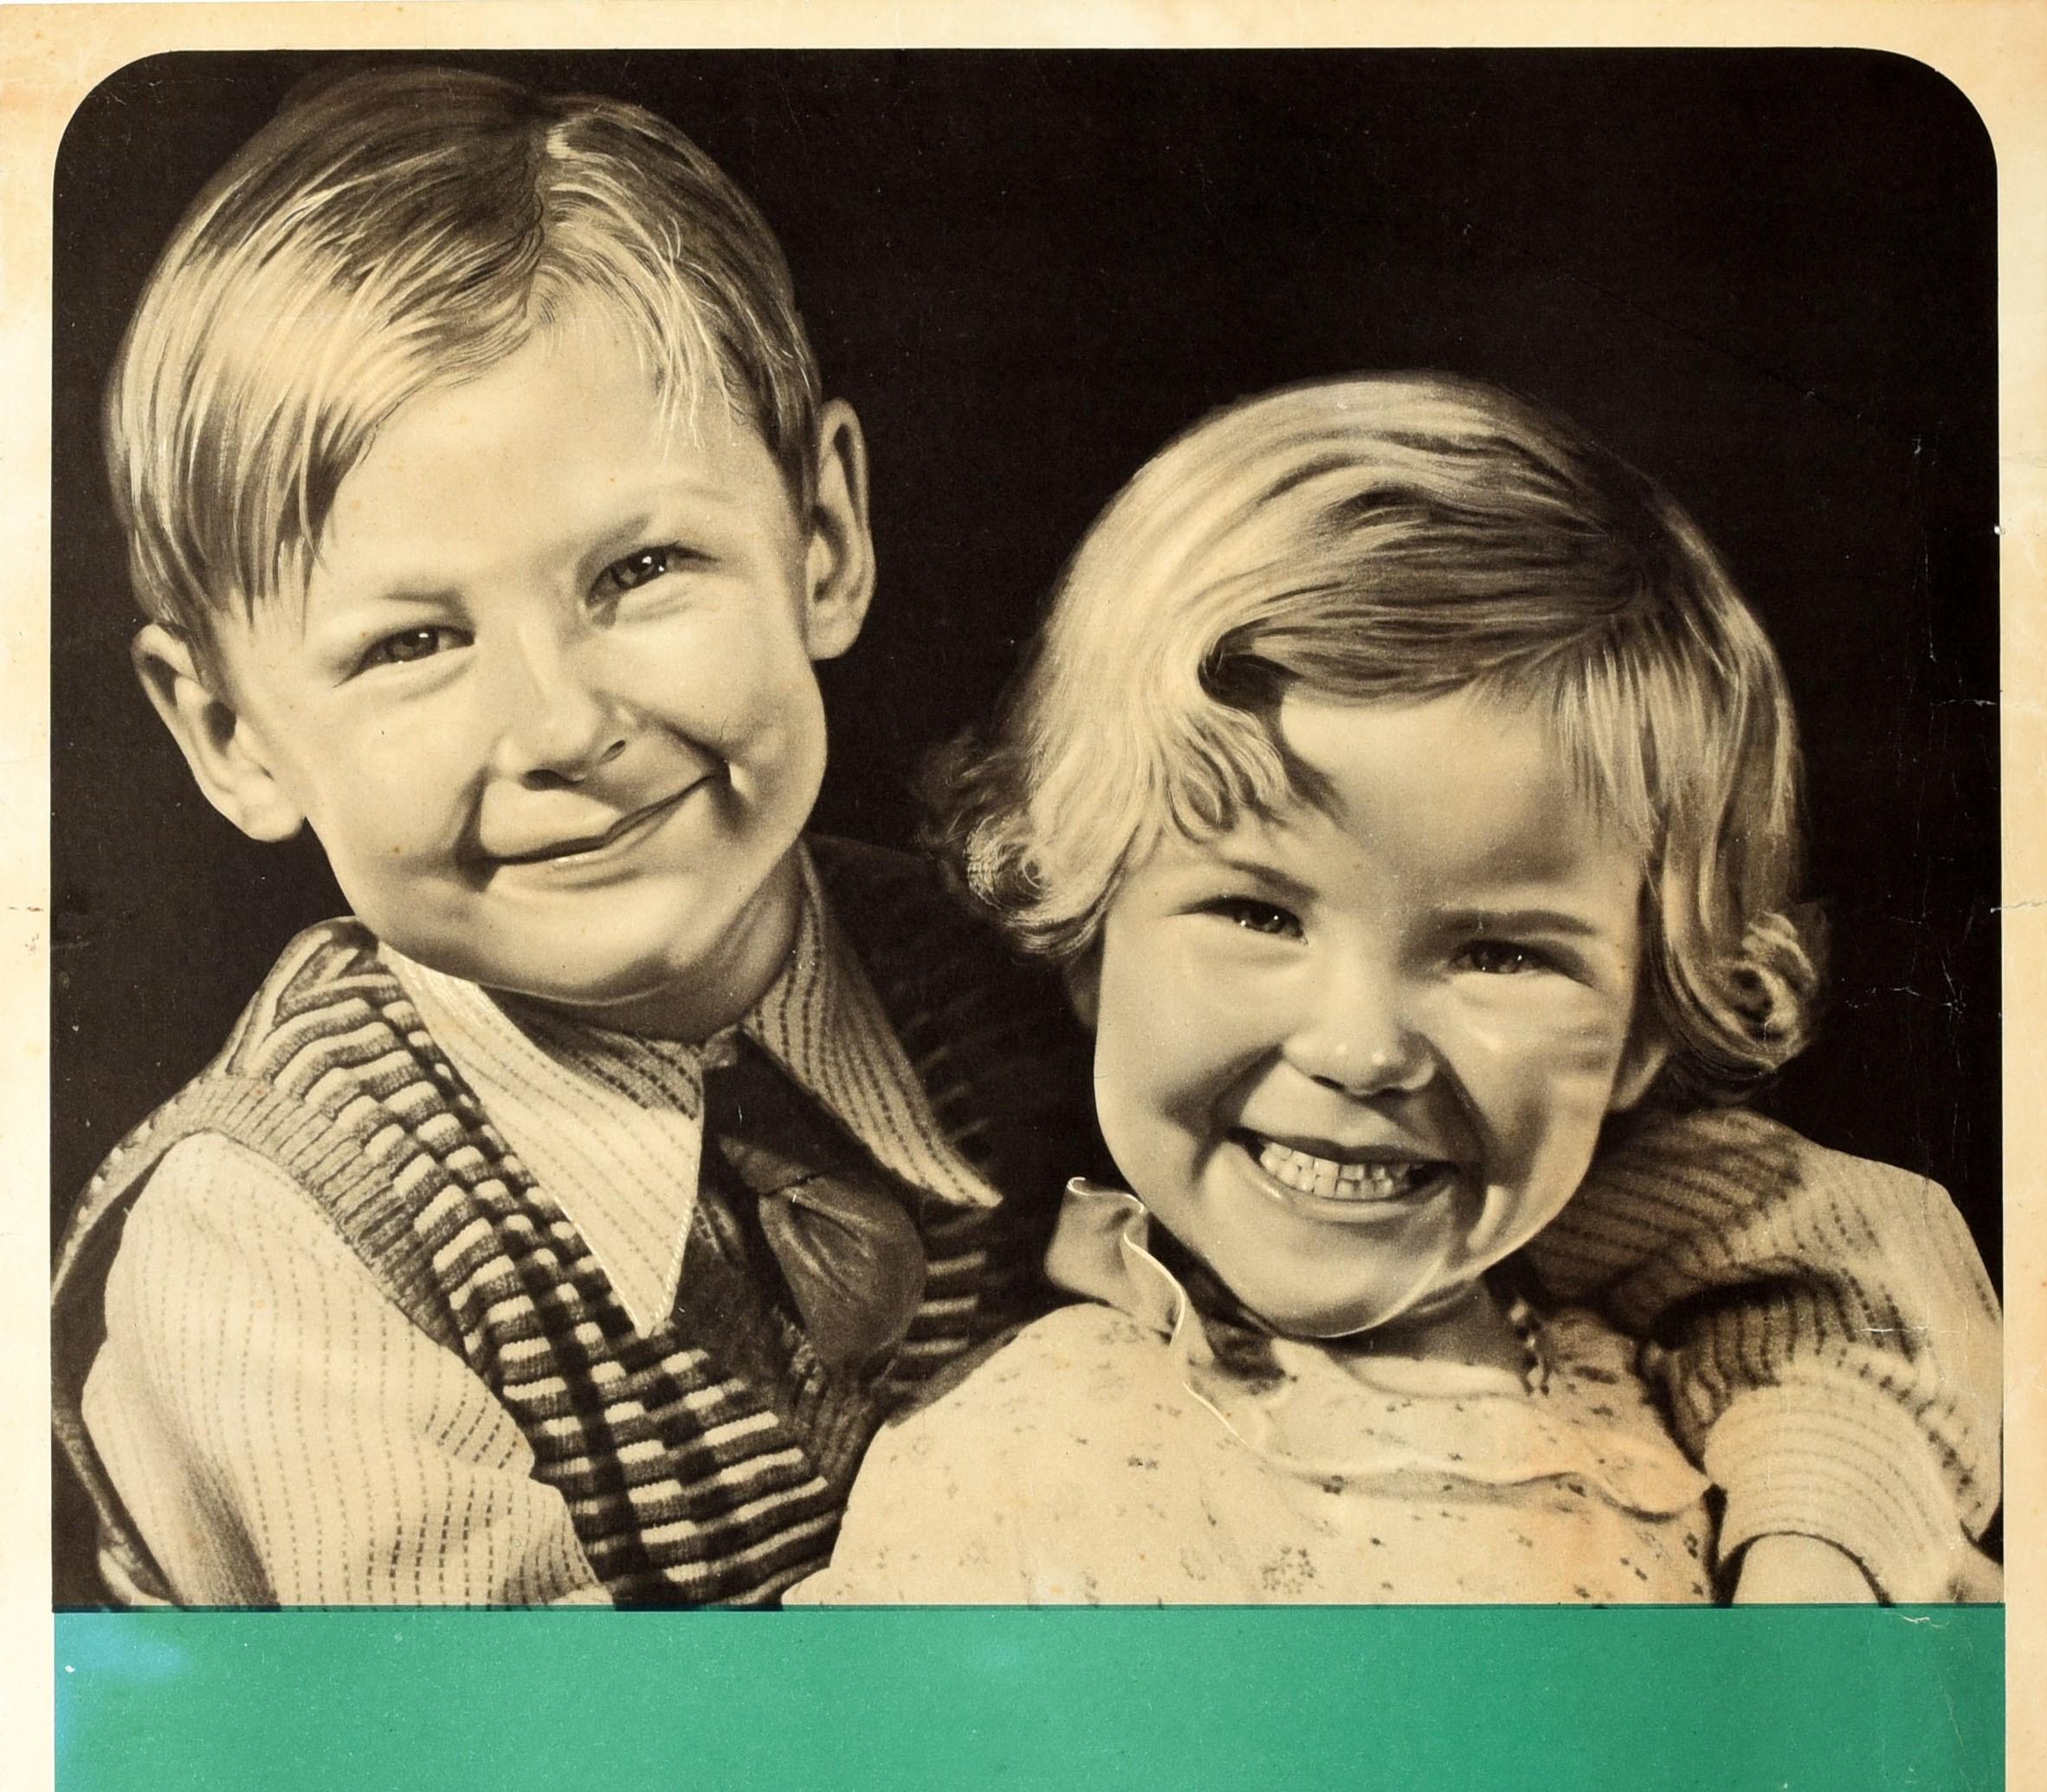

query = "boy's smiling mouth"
[
  {"left": 492, "top": 777, "right": 714, "bottom": 868},
  {"left": 1231, "top": 1129, "right": 1454, "bottom": 1208}
]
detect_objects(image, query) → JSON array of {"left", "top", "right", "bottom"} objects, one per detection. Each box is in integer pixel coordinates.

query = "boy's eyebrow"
[
  {"left": 582, "top": 510, "right": 662, "bottom": 570},
  {"left": 292, "top": 575, "right": 464, "bottom": 632},
  {"left": 340, "top": 582, "right": 465, "bottom": 609},
  {"left": 319, "top": 500, "right": 705, "bottom": 613}
]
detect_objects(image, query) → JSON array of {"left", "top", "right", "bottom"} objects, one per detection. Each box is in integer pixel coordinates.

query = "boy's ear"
[
  {"left": 131, "top": 623, "right": 307, "bottom": 843},
  {"left": 1608, "top": 1025, "right": 1670, "bottom": 1113},
  {"left": 798, "top": 398, "right": 875, "bottom": 662}
]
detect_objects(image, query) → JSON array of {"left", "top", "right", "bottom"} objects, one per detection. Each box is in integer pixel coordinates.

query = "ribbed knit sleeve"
[
  {"left": 1524, "top": 1108, "right": 2000, "bottom": 1600},
  {"left": 83, "top": 1135, "right": 606, "bottom": 1606}
]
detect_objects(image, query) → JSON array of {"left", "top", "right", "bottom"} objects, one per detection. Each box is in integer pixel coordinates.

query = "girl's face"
[{"left": 1088, "top": 688, "right": 1666, "bottom": 1338}]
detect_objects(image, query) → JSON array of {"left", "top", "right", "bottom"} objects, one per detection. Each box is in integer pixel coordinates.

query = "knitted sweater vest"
[{"left": 54, "top": 838, "right": 1090, "bottom": 1606}]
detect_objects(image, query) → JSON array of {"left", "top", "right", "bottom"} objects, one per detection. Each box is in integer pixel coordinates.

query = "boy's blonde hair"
[
  {"left": 939, "top": 372, "right": 1819, "bottom": 1106},
  {"left": 108, "top": 66, "right": 822, "bottom": 642}
]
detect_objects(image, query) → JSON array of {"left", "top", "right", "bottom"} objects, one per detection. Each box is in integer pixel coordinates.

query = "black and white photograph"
[{"left": 42, "top": 44, "right": 2007, "bottom": 1620}]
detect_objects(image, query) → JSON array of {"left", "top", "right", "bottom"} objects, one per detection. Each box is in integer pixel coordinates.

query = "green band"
[{"left": 55, "top": 1606, "right": 2004, "bottom": 1791}]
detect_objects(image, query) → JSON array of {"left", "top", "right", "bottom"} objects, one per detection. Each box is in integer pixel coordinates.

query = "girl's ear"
[
  {"left": 799, "top": 398, "right": 876, "bottom": 662},
  {"left": 1608, "top": 1024, "right": 1671, "bottom": 1113},
  {"left": 131, "top": 623, "right": 307, "bottom": 843},
  {"left": 1062, "top": 951, "right": 1102, "bottom": 1031}
]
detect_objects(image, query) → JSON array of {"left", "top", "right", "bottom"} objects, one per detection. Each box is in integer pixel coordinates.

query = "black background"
[{"left": 51, "top": 48, "right": 1999, "bottom": 1588}]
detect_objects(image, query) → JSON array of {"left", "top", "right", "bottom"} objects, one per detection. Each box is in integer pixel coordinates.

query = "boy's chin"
[
  {"left": 516, "top": 907, "right": 803, "bottom": 1036},
  {"left": 357, "top": 837, "right": 810, "bottom": 1035},
  {"left": 474, "top": 950, "right": 772, "bottom": 1040}
]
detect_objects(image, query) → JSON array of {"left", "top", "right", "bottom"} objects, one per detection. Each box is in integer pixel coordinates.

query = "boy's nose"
[
  {"left": 1282, "top": 957, "right": 1435, "bottom": 1098},
  {"left": 489, "top": 629, "right": 630, "bottom": 783}
]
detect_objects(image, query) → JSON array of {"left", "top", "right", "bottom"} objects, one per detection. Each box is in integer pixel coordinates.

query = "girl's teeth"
[{"left": 1254, "top": 1138, "right": 1432, "bottom": 1201}]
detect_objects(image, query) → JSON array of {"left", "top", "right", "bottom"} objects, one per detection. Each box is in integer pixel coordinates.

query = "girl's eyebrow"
[
  {"left": 1200, "top": 849, "right": 1320, "bottom": 906},
  {"left": 1441, "top": 906, "right": 1606, "bottom": 940}
]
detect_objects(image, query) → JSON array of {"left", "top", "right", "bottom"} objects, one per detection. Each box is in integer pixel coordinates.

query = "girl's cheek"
[
  {"left": 1452, "top": 979, "right": 1633, "bottom": 1070},
  {"left": 1178, "top": 966, "right": 1302, "bottom": 1089},
  {"left": 1436, "top": 994, "right": 1631, "bottom": 1153}
]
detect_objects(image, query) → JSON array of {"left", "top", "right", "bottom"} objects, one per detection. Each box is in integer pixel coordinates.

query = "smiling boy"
[
  {"left": 55, "top": 73, "right": 1997, "bottom": 1605},
  {"left": 156, "top": 315, "right": 854, "bottom": 1042},
  {"left": 52, "top": 68, "right": 1089, "bottom": 1605}
]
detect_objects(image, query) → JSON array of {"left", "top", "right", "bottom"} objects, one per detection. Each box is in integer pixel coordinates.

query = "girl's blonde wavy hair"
[{"left": 934, "top": 372, "right": 1820, "bottom": 1107}]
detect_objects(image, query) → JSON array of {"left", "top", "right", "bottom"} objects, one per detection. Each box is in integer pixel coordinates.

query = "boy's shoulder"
[
  {"left": 807, "top": 833, "right": 1043, "bottom": 980},
  {"left": 807, "top": 833, "right": 1105, "bottom": 1199},
  {"left": 807, "top": 830, "right": 1089, "bottom": 1067},
  {"left": 1529, "top": 1101, "right": 1982, "bottom": 1304},
  {"left": 58, "top": 839, "right": 1093, "bottom": 1313},
  {"left": 53, "top": 913, "right": 457, "bottom": 1583},
  {"left": 1592, "top": 1104, "right": 1950, "bottom": 1208},
  {"left": 55, "top": 914, "right": 450, "bottom": 1325},
  {"left": 62, "top": 915, "right": 409, "bottom": 1225},
  {"left": 108, "top": 834, "right": 1046, "bottom": 1130},
  {"left": 204, "top": 916, "right": 401, "bottom": 1069},
  {"left": 60, "top": 840, "right": 1089, "bottom": 1304},
  {"left": 70, "top": 835, "right": 1071, "bottom": 1213}
]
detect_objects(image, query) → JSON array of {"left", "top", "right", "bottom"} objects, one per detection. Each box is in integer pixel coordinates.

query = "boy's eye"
[
  {"left": 1204, "top": 898, "right": 1304, "bottom": 939},
  {"left": 1456, "top": 938, "right": 1551, "bottom": 977},
  {"left": 359, "top": 626, "right": 465, "bottom": 670},
  {"left": 596, "top": 545, "right": 694, "bottom": 597}
]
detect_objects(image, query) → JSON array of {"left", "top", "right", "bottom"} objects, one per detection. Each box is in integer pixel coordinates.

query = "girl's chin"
[
  {"left": 1223, "top": 1218, "right": 1512, "bottom": 1333},
  {"left": 1230, "top": 1274, "right": 1469, "bottom": 1342}
]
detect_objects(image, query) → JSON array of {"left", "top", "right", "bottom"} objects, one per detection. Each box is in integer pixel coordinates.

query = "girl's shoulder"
[{"left": 885, "top": 1299, "right": 1179, "bottom": 1432}]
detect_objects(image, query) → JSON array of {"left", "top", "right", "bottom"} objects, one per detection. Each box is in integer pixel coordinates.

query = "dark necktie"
[{"left": 695, "top": 1039, "right": 928, "bottom": 1376}]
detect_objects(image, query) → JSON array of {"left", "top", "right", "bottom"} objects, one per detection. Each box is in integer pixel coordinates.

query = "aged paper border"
[{"left": 3, "top": 1, "right": 2039, "bottom": 1783}]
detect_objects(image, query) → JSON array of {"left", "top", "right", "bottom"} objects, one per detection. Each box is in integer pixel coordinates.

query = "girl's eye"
[
  {"left": 1206, "top": 898, "right": 1304, "bottom": 939},
  {"left": 597, "top": 545, "right": 694, "bottom": 597},
  {"left": 1457, "top": 938, "right": 1551, "bottom": 977},
  {"left": 359, "top": 626, "right": 464, "bottom": 671}
]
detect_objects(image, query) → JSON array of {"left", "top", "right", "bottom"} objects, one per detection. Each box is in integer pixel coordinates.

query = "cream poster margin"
[{"left": 1, "top": 2, "right": 2038, "bottom": 1784}]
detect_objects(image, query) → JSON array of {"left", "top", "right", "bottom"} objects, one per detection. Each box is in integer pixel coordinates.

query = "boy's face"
[
  {"left": 1089, "top": 689, "right": 1663, "bottom": 1338},
  {"left": 165, "top": 314, "right": 871, "bottom": 1038}
]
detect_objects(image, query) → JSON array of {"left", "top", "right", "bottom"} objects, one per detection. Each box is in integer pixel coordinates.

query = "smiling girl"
[{"left": 792, "top": 373, "right": 2002, "bottom": 1605}]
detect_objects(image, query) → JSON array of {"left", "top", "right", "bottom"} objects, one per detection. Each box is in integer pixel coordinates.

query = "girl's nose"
[
  {"left": 489, "top": 627, "right": 630, "bottom": 785},
  {"left": 1282, "top": 955, "right": 1436, "bottom": 1097}
]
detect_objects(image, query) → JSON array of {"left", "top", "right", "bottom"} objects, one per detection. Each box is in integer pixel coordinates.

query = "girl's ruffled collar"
[
  {"left": 1041, "top": 1179, "right": 1709, "bottom": 1517},
  {"left": 1043, "top": 1178, "right": 1543, "bottom": 1393}
]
